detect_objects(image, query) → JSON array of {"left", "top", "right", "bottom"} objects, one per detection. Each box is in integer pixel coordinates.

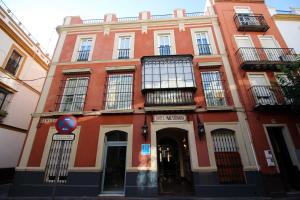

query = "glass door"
[{"left": 102, "top": 142, "right": 126, "bottom": 194}]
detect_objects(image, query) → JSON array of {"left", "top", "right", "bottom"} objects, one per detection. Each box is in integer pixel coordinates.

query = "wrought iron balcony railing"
[
  {"left": 234, "top": 14, "right": 269, "bottom": 32},
  {"left": 158, "top": 45, "right": 171, "bottom": 55},
  {"left": 118, "top": 49, "right": 130, "bottom": 59},
  {"left": 248, "top": 85, "right": 293, "bottom": 111},
  {"left": 76, "top": 50, "right": 90, "bottom": 61},
  {"left": 198, "top": 44, "right": 212, "bottom": 55},
  {"left": 236, "top": 47, "right": 297, "bottom": 70},
  {"left": 144, "top": 88, "right": 195, "bottom": 107}
]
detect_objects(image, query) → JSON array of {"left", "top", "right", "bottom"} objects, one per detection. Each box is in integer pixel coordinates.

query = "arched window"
[
  {"left": 106, "top": 131, "right": 127, "bottom": 141},
  {"left": 211, "top": 129, "right": 245, "bottom": 184}
]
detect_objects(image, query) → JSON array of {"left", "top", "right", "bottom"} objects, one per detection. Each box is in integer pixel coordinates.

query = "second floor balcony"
[
  {"left": 248, "top": 85, "right": 294, "bottom": 111},
  {"left": 234, "top": 14, "right": 269, "bottom": 32},
  {"left": 236, "top": 47, "right": 297, "bottom": 70},
  {"left": 76, "top": 50, "right": 90, "bottom": 61}
]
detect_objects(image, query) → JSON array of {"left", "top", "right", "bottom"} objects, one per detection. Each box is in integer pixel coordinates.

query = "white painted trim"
[
  {"left": 263, "top": 124, "right": 300, "bottom": 171},
  {"left": 105, "top": 65, "right": 136, "bottom": 72},
  {"left": 95, "top": 124, "right": 133, "bottom": 171},
  {"left": 247, "top": 72, "right": 271, "bottom": 86},
  {"left": 62, "top": 68, "right": 91, "bottom": 74},
  {"left": 71, "top": 34, "right": 96, "bottom": 62},
  {"left": 190, "top": 27, "right": 218, "bottom": 55},
  {"left": 150, "top": 121, "right": 199, "bottom": 172},
  {"left": 145, "top": 105, "right": 196, "bottom": 112},
  {"left": 153, "top": 30, "right": 176, "bottom": 55},
  {"left": 40, "top": 126, "right": 81, "bottom": 169},
  {"left": 198, "top": 62, "right": 222, "bottom": 67},
  {"left": 234, "top": 34, "right": 256, "bottom": 49},
  {"left": 112, "top": 32, "right": 135, "bottom": 59},
  {"left": 234, "top": 6, "right": 252, "bottom": 14}
]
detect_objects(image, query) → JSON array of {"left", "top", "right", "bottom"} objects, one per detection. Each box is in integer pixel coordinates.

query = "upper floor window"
[
  {"left": 0, "top": 88, "right": 11, "bottom": 112},
  {"left": 5, "top": 50, "right": 22, "bottom": 75},
  {"left": 201, "top": 71, "right": 227, "bottom": 107},
  {"left": 118, "top": 36, "right": 131, "bottom": 59},
  {"left": 154, "top": 30, "right": 176, "bottom": 56},
  {"left": 77, "top": 38, "right": 92, "bottom": 61},
  {"left": 158, "top": 34, "right": 171, "bottom": 55},
  {"left": 105, "top": 74, "right": 133, "bottom": 110},
  {"left": 196, "top": 32, "right": 211, "bottom": 55},
  {"left": 142, "top": 56, "right": 195, "bottom": 89},
  {"left": 59, "top": 77, "right": 89, "bottom": 112}
]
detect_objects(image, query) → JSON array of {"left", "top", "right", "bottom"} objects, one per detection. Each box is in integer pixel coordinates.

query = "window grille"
[
  {"left": 201, "top": 71, "right": 227, "bottom": 107},
  {"left": 5, "top": 50, "right": 22, "bottom": 75},
  {"left": 118, "top": 36, "right": 131, "bottom": 59},
  {"left": 212, "top": 129, "right": 245, "bottom": 184},
  {"left": 196, "top": 32, "right": 212, "bottom": 55},
  {"left": 105, "top": 74, "right": 133, "bottom": 110},
  {"left": 77, "top": 38, "right": 92, "bottom": 61},
  {"left": 59, "top": 77, "right": 89, "bottom": 112},
  {"left": 44, "top": 136, "right": 73, "bottom": 183}
]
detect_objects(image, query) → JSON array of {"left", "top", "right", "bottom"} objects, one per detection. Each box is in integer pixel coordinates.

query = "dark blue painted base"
[{"left": 10, "top": 170, "right": 264, "bottom": 197}]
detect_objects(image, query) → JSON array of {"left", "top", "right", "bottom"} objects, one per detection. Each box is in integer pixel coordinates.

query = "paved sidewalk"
[{"left": 1, "top": 197, "right": 300, "bottom": 200}]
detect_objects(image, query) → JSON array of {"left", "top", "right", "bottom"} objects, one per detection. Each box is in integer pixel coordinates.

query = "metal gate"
[
  {"left": 212, "top": 129, "right": 245, "bottom": 184},
  {"left": 44, "top": 134, "right": 74, "bottom": 184}
]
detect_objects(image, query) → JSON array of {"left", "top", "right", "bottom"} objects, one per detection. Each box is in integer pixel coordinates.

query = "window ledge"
[
  {"left": 206, "top": 106, "right": 234, "bottom": 111},
  {"left": 194, "top": 54, "right": 221, "bottom": 59},
  {"left": 105, "top": 65, "right": 135, "bottom": 72},
  {"left": 62, "top": 68, "right": 91, "bottom": 74},
  {"left": 101, "top": 109, "right": 134, "bottom": 114},
  {"left": 198, "top": 61, "right": 222, "bottom": 68},
  {"left": 144, "top": 105, "right": 196, "bottom": 112}
]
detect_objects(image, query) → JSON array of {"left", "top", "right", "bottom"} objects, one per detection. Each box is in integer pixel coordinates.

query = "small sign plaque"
[
  {"left": 153, "top": 114, "right": 187, "bottom": 122},
  {"left": 53, "top": 134, "right": 75, "bottom": 141},
  {"left": 141, "top": 144, "right": 151, "bottom": 155}
]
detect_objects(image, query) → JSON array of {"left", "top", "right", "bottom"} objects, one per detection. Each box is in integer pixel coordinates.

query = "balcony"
[
  {"left": 236, "top": 47, "right": 297, "bottom": 70},
  {"left": 248, "top": 85, "right": 293, "bottom": 111},
  {"left": 76, "top": 50, "right": 90, "bottom": 61},
  {"left": 144, "top": 88, "right": 195, "bottom": 107},
  {"left": 118, "top": 49, "right": 130, "bottom": 59},
  {"left": 159, "top": 45, "right": 171, "bottom": 55},
  {"left": 198, "top": 44, "right": 212, "bottom": 55},
  {"left": 234, "top": 14, "right": 269, "bottom": 32}
]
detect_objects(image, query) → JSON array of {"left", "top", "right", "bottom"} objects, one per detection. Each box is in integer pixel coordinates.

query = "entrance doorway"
[
  {"left": 157, "top": 128, "right": 194, "bottom": 195},
  {"left": 267, "top": 127, "right": 300, "bottom": 191},
  {"left": 101, "top": 131, "right": 127, "bottom": 194}
]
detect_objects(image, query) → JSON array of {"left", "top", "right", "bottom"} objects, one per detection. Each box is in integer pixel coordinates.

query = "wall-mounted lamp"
[
  {"left": 141, "top": 115, "right": 148, "bottom": 140},
  {"left": 197, "top": 114, "right": 205, "bottom": 140}
]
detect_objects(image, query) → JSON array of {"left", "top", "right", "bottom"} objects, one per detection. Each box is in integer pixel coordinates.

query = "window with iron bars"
[
  {"left": 212, "top": 129, "right": 245, "bottom": 184},
  {"left": 195, "top": 32, "right": 212, "bottom": 55},
  {"left": 105, "top": 74, "right": 133, "bottom": 110},
  {"left": 58, "top": 77, "right": 89, "bottom": 112},
  {"left": 5, "top": 50, "right": 22, "bottom": 75},
  {"left": 44, "top": 135, "right": 73, "bottom": 184},
  {"left": 201, "top": 71, "right": 227, "bottom": 107}
]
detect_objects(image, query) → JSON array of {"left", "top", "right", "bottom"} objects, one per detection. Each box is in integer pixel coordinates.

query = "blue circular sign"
[{"left": 55, "top": 115, "right": 77, "bottom": 134}]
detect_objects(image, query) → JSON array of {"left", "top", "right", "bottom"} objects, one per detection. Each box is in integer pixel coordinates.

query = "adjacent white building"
[
  {"left": 0, "top": 0, "right": 50, "bottom": 183},
  {"left": 269, "top": 7, "right": 300, "bottom": 53}
]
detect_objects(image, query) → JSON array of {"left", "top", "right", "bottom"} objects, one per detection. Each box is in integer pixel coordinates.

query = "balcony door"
[
  {"left": 249, "top": 74, "right": 277, "bottom": 105},
  {"left": 235, "top": 7, "right": 258, "bottom": 26},
  {"left": 235, "top": 36, "right": 258, "bottom": 61},
  {"left": 259, "top": 36, "right": 280, "bottom": 61}
]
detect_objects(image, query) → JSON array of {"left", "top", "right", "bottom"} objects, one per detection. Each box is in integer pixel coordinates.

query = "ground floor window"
[
  {"left": 44, "top": 134, "right": 74, "bottom": 183},
  {"left": 212, "top": 129, "right": 245, "bottom": 184}
]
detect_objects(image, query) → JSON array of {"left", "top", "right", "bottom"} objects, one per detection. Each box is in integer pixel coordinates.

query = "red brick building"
[
  {"left": 209, "top": 0, "right": 300, "bottom": 195},
  {"left": 11, "top": 1, "right": 299, "bottom": 197}
]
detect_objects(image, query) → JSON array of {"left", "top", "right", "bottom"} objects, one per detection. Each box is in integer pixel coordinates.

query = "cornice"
[{"left": 273, "top": 14, "right": 300, "bottom": 21}]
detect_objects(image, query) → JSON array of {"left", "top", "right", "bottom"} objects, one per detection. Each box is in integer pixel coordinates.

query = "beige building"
[{"left": 0, "top": 0, "right": 50, "bottom": 186}]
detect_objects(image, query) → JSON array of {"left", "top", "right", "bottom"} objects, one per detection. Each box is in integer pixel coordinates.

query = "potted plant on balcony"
[{"left": 0, "top": 110, "right": 8, "bottom": 122}]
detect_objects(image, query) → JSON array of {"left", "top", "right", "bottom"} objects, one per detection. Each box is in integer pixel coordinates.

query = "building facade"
[
  {"left": 0, "top": 0, "right": 50, "bottom": 186},
  {"left": 269, "top": 7, "right": 300, "bottom": 54},
  {"left": 209, "top": 0, "right": 300, "bottom": 195},
  {"left": 11, "top": 8, "right": 262, "bottom": 197}
]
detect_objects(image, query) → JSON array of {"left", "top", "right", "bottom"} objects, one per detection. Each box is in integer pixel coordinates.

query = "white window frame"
[
  {"left": 59, "top": 77, "right": 89, "bottom": 112},
  {"left": 112, "top": 32, "right": 135, "bottom": 59},
  {"left": 71, "top": 34, "right": 96, "bottom": 62},
  {"left": 234, "top": 6, "right": 252, "bottom": 14},
  {"left": 190, "top": 27, "right": 217, "bottom": 56},
  {"left": 154, "top": 30, "right": 176, "bottom": 55}
]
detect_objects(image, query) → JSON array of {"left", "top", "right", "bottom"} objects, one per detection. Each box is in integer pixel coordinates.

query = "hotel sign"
[{"left": 153, "top": 115, "right": 187, "bottom": 122}]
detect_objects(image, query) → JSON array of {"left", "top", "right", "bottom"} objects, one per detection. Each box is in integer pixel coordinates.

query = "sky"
[{"left": 2, "top": 0, "right": 300, "bottom": 57}]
